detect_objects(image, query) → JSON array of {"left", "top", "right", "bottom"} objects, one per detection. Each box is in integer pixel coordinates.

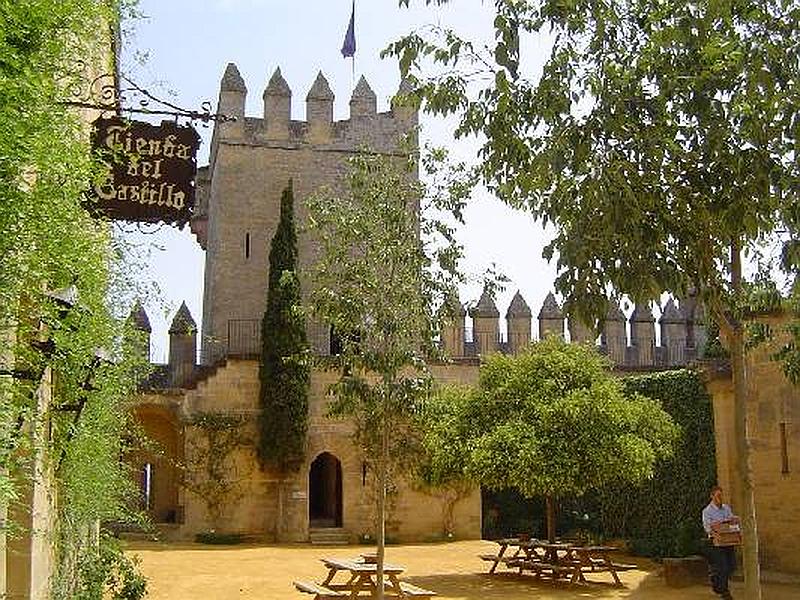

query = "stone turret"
[
  {"left": 506, "top": 291, "right": 532, "bottom": 354},
  {"left": 630, "top": 303, "right": 656, "bottom": 366},
  {"left": 350, "top": 75, "right": 377, "bottom": 120},
  {"left": 660, "top": 298, "right": 687, "bottom": 365},
  {"left": 201, "top": 67, "right": 429, "bottom": 364},
  {"left": 128, "top": 301, "right": 151, "bottom": 361},
  {"left": 218, "top": 62, "right": 246, "bottom": 139},
  {"left": 470, "top": 290, "right": 500, "bottom": 356},
  {"left": 538, "top": 292, "right": 564, "bottom": 339},
  {"left": 169, "top": 302, "right": 197, "bottom": 387},
  {"left": 306, "top": 71, "right": 334, "bottom": 143},
  {"left": 264, "top": 67, "right": 291, "bottom": 139},
  {"left": 601, "top": 301, "right": 627, "bottom": 364},
  {"left": 691, "top": 301, "right": 708, "bottom": 356},
  {"left": 440, "top": 298, "right": 466, "bottom": 358},
  {"left": 567, "top": 308, "right": 595, "bottom": 345}
]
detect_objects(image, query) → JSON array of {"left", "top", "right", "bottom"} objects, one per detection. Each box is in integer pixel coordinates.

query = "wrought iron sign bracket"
[{"left": 60, "top": 64, "right": 234, "bottom": 125}]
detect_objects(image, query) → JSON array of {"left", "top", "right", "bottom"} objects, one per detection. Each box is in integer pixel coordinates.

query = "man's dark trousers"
[{"left": 705, "top": 542, "right": 736, "bottom": 597}]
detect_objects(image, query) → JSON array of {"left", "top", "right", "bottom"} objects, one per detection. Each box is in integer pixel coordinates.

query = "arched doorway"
[
  {"left": 309, "top": 452, "right": 343, "bottom": 528},
  {"left": 129, "top": 408, "right": 181, "bottom": 524}
]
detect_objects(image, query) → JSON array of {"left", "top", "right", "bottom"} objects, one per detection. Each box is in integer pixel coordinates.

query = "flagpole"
[
  {"left": 342, "top": 0, "right": 356, "bottom": 93},
  {"left": 351, "top": 0, "right": 355, "bottom": 92}
]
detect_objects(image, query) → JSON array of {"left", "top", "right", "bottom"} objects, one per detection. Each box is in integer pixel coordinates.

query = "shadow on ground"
[{"left": 406, "top": 573, "right": 616, "bottom": 599}]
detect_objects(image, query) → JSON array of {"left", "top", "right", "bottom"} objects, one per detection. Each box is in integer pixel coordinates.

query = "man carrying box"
[{"left": 702, "top": 485, "right": 740, "bottom": 599}]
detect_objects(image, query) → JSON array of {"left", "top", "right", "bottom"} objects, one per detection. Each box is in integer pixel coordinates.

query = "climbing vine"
[
  {"left": 1, "top": 1, "right": 149, "bottom": 598},
  {"left": 183, "top": 413, "right": 250, "bottom": 530}
]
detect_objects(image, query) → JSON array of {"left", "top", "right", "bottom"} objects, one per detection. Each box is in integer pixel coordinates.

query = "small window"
[{"left": 245, "top": 233, "right": 251, "bottom": 259}]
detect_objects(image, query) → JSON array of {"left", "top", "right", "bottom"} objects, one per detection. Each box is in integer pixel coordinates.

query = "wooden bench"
[
  {"left": 293, "top": 580, "right": 346, "bottom": 599},
  {"left": 398, "top": 581, "right": 437, "bottom": 598},
  {"left": 516, "top": 559, "right": 582, "bottom": 581}
]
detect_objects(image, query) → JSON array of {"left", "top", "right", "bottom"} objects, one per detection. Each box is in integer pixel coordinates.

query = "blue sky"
[{"left": 124, "top": 0, "right": 557, "bottom": 362}]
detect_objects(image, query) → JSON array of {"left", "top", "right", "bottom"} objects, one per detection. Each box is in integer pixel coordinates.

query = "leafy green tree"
[
  {"left": 1, "top": 1, "right": 149, "bottom": 597},
  {"left": 306, "top": 147, "right": 467, "bottom": 600},
  {"left": 433, "top": 337, "right": 677, "bottom": 542},
  {"left": 257, "top": 182, "right": 310, "bottom": 474},
  {"left": 414, "top": 385, "right": 475, "bottom": 537},
  {"left": 388, "top": 1, "right": 800, "bottom": 594}
]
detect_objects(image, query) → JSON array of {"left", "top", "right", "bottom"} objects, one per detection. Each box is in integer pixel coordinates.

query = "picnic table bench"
[
  {"left": 294, "top": 580, "right": 347, "bottom": 599},
  {"left": 568, "top": 545, "right": 637, "bottom": 586},
  {"left": 294, "top": 555, "right": 436, "bottom": 599},
  {"left": 480, "top": 538, "right": 635, "bottom": 587}
]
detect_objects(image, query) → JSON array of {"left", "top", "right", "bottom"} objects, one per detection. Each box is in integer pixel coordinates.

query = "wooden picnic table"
[
  {"left": 479, "top": 537, "right": 542, "bottom": 573},
  {"left": 294, "top": 555, "right": 436, "bottom": 599},
  {"left": 479, "top": 538, "right": 636, "bottom": 587},
  {"left": 566, "top": 545, "right": 635, "bottom": 586},
  {"left": 321, "top": 556, "right": 406, "bottom": 597}
]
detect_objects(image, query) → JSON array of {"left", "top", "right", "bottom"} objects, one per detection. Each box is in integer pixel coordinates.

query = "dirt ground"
[{"left": 126, "top": 539, "right": 799, "bottom": 599}]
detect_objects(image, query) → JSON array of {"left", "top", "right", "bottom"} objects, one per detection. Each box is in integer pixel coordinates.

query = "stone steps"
[{"left": 309, "top": 528, "right": 350, "bottom": 545}]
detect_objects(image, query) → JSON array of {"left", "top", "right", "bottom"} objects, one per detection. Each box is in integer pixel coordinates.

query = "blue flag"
[{"left": 341, "top": 1, "right": 355, "bottom": 58}]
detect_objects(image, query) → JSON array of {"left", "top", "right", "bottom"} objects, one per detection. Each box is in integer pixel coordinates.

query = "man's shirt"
[{"left": 702, "top": 502, "right": 734, "bottom": 534}]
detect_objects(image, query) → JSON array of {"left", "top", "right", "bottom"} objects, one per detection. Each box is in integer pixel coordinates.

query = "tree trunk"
[
  {"left": 277, "top": 479, "right": 284, "bottom": 542},
  {"left": 545, "top": 495, "right": 556, "bottom": 543},
  {"left": 376, "top": 408, "right": 388, "bottom": 600},
  {"left": 729, "top": 241, "right": 762, "bottom": 599}
]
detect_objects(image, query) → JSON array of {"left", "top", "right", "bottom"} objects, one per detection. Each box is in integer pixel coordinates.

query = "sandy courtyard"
[{"left": 126, "top": 539, "right": 799, "bottom": 599}]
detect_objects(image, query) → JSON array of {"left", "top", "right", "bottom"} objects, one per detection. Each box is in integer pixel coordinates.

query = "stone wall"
[
  {"left": 133, "top": 359, "right": 482, "bottom": 543},
  {"left": 707, "top": 313, "right": 800, "bottom": 574},
  {"left": 3, "top": 369, "right": 56, "bottom": 600},
  {"left": 443, "top": 289, "right": 708, "bottom": 370}
]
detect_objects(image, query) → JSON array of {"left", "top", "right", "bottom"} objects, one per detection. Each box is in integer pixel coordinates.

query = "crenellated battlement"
[
  {"left": 442, "top": 289, "right": 709, "bottom": 370},
  {"left": 137, "top": 285, "right": 710, "bottom": 389},
  {"left": 210, "top": 63, "right": 416, "bottom": 168}
]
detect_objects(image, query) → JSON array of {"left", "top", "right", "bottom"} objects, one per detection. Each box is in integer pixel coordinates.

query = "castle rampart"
[{"left": 443, "top": 290, "right": 708, "bottom": 370}]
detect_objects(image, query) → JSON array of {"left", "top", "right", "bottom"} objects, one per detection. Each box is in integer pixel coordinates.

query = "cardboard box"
[{"left": 712, "top": 521, "right": 742, "bottom": 547}]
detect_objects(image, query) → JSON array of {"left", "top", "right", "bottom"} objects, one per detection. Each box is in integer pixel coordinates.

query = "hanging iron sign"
[{"left": 91, "top": 117, "right": 201, "bottom": 225}]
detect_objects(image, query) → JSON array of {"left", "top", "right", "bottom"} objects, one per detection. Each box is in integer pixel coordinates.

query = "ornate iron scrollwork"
[{"left": 60, "top": 60, "right": 233, "bottom": 124}]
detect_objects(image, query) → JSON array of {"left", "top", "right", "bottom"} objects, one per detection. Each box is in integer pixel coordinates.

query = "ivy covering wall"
[
  {"left": 598, "top": 369, "right": 717, "bottom": 557},
  {"left": 1, "top": 1, "right": 148, "bottom": 597}
]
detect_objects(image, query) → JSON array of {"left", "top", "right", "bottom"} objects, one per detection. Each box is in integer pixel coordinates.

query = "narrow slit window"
[
  {"left": 362, "top": 462, "right": 367, "bottom": 486},
  {"left": 781, "top": 422, "right": 790, "bottom": 474},
  {"left": 245, "top": 232, "right": 251, "bottom": 259}
]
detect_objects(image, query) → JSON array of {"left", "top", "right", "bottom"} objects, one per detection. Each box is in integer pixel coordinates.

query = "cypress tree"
[{"left": 258, "top": 181, "right": 309, "bottom": 473}]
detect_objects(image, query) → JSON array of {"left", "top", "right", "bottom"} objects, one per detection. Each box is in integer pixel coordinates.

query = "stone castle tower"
[{"left": 191, "top": 63, "right": 417, "bottom": 364}]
